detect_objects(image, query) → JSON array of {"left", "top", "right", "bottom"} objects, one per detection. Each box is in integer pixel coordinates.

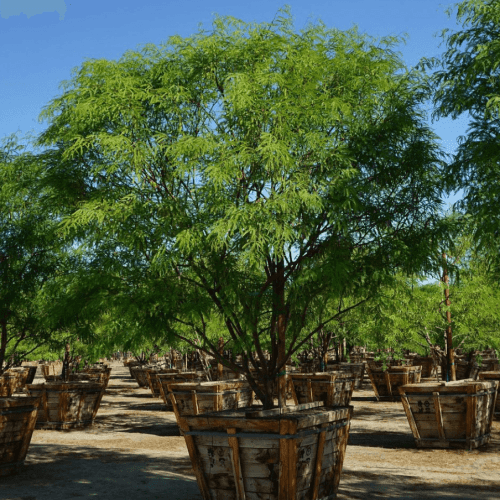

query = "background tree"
[
  {"left": 423, "top": 0, "right": 500, "bottom": 266},
  {"left": 0, "top": 133, "right": 79, "bottom": 373},
  {"left": 36, "top": 8, "right": 454, "bottom": 408},
  {"left": 354, "top": 230, "right": 500, "bottom": 370}
]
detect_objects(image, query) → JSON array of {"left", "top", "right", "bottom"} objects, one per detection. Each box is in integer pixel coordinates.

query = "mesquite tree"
[{"left": 35, "top": 8, "right": 453, "bottom": 408}]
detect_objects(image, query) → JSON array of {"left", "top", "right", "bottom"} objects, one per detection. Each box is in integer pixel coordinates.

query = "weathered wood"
[
  {"left": 412, "top": 357, "right": 438, "bottom": 379},
  {"left": 279, "top": 419, "right": 289, "bottom": 500},
  {"left": 192, "top": 391, "right": 199, "bottom": 416},
  {"left": 366, "top": 366, "right": 421, "bottom": 401},
  {"left": 245, "top": 401, "right": 324, "bottom": 419},
  {"left": 0, "top": 372, "right": 23, "bottom": 397},
  {"left": 432, "top": 392, "right": 446, "bottom": 442},
  {"left": 478, "top": 372, "right": 500, "bottom": 419},
  {"left": 327, "top": 363, "right": 365, "bottom": 389},
  {"left": 384, "top": 371, "right": 393, "bottom": 399},
  {"left": 290, "top": 373, "right": 354, "bottom": 409},
  {"left": 310, "top": 423, "right": 327, "bottom": 500},
  {"left": 399, "top": 393, "right": 420, "bottom": 440},
  {"left": 227, "top": 427, "right": 246, "bottom": 500},
  {"left": 182, "top": 405, "right": 352, "bottom": 499},
  {"left": 169, "top": 380, "right": 253, "bottom": 421},
  {"left": 177, "top": 418, "right": 211, "bottom": 500},
  {"left": 399, "top": 380, "right": 497, "bottom": 450},
  {"left": 129, "top": 366, "right": 150, "bottom": 388},
  {"left": 0, "top": 396, "right": 40, "bottom": 476},
  {"left": 26, "top": 382, "right": 104, "bottom": 430},
  {"left": 158, "top": 371, "right": 206, "bottom": 409}
]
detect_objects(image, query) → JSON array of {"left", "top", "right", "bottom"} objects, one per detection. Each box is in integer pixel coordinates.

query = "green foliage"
[
  {"left": 351, "top": 229, "right": 500, "bottom": 357},
  {"left": 421, "top": 0, "right": 500, "bottom": 260},
  {"left": 35, "top": 7, "right": 454, "bottom": 406},
  {"left": 0, "top": 133, "right": 76, "bottom": 372}
]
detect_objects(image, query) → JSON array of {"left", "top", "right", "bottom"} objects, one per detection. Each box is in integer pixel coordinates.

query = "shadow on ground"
[
  {"left": 337, "top": 469, "right": 500, "bottom": 500},
  {"left": 0, "top": 444, "right": 202, "bottom": 500}
]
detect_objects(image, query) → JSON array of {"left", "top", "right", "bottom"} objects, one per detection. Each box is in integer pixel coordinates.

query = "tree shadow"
[
  {"left": 347, "top": 429, "right": 415, "bottom": 449},
  {"left": 338, "top": 468, "right": 500, "bottom": 499},
  {"left": 1, "top": 443, "right": 202, "bottom": 500}
]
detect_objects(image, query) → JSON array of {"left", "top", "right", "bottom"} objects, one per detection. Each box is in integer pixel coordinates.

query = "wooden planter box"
[
  {"left": 157, "top": 372, "right": 207, "bottom": 410},
  {"left": 478, "top": 372, "right": 500, "bottom": 419},
  {"left": 0, "top": 395, "right": 40, "bottom": 476},
  {"left": 366, "top": 365, "right": 422, "bottom": 401},
  {"left": 168, "top": 380, "right": 254, "bottom": 422},
  {"left": 412, "top": 357, "right": 437, "bottom": 379},
  {"left": 211, "top": 365, "right": 241, "bottom": 381},
  {"left": 453, "top": 360, "right": 480, "bottom": 381},
  {"left": 41, "top": 364, "right": 62, "bottom": 378},
  {"left": 290, "top": 373, "right": 355, "bottom": 408},
  {"left": 399, "top": 380, "right": 498, "bottom": 450},
  {"left": 146, "top": 368, "right": 187, "bottom": 398},
  {"left": 126, "top": 361, "right": 141, "bottom": 378},
  {"left": 129, "top": 366, "right": 151, "bottom": 388},
  {"left": 0, "top": 372, "right": 24, "bottom": 397},
  {"left": 369, "top": 358, "right": 413, "bottom": 368},
  {"left": 7, "top": 367, "right": 38, "bottom": 391},
  {"left": 327, "top": 363, "right": 365, "bottom": 389},
  {"left": 82, "top": 367, "right": 112, "bottom": 389},
  {"left": 179, "top": 401, "right": 353, "bottom": 500},
  {"left": 43, "top": 371, "right": 110, "bottom": 388},
  {"left": 26, "top": 382, "right": 105, "bottom": 430},
  {"left": 478, "top": 358, "right": 499, "bottom": 373}
]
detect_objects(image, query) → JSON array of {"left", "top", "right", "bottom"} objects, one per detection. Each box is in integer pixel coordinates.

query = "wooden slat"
[
  {"left": 290, "top": 378, "right": 299, "bottom": 406},
  {"left": 191, "top": 391, "right": 199, "bottom": 416},
  {"left": 432, "top": 392, "right": 446, "bottom": 442},
  {"left": 245, "top": 401, "right": 324, "bottom": 419},
  {"left": 227, "top": 428, "right": 246, "bottom": 500},
  {"left": 327, "top": 374, "right": 337, "bottom": 406},
  {"left": 486, "top": 381, "right": 498, "bottom": 435},
  {"left": 76, "top": 389, "right": 86, "bottom": 423},
  {"left": 310, "top": 423, "right": 328, "bottom": 500},
  {"left": 57, "top": 390, "right": 67, "bottom": 423},
  {"left": 41, "top": 387, "right": 48, "bottom": 421},
  {"left": 466, "top": 384, "right": 477, "bottom": 449},
  {"left": 287, "top": 419, "right": 298, "bottom": 500},
  {"left": 332, "top": 406, "right": 351, "bottom": 495},
  {"left": 398, "top": 390, "right": 420, "bottom": 441},
  {"left": 177, "top": 419, "right": 211, "bottom": 500},
  {"left": 307, "top": 379, "right": 313, "bottom": 403},
  {"left": 384, "top": 371, "right": 393, "bottom": 400},
  {"left": 278, "top": 419, "right": 289, "bottom": 499},
  {"left": 366, "top": 367, "right": 380, "bottom": 400},
  {"left": 92, "top": 387, "right": 106, "bottom": 420}
]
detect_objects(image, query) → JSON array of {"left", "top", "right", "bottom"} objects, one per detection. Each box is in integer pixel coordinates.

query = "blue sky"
[{"left": 1, "top": 0, "right": 468, "bottom": 206}]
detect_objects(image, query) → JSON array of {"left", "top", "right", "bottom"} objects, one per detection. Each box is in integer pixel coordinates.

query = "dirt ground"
[{"left": 1, "top": 363, "right": 499, "bottom": 500}]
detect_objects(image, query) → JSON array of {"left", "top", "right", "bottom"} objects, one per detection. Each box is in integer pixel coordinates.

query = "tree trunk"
[
  {"left": 276, "top": 258, "right": 287, "bottom": 409},
  {"left": 217, "top": 337, "right": 224, "bottom": 381},
  {"left": 0, "top": 317, "right": 7, "bottom": 374},
  {"left": 442, "top": 254, "right": 456, "bottom": 381},
  {"left": 62, "top": 343, "right": 71, "bottom": 382}
]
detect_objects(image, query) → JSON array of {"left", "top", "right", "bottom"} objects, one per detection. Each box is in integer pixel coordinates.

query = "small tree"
[{"left": 37, "top": 8, "right": 453, "bottom": 408}]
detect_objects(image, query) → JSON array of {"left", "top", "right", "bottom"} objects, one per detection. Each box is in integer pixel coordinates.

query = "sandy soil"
[{"left": 1, "top": 363, "right": 499, "bottom": 500}]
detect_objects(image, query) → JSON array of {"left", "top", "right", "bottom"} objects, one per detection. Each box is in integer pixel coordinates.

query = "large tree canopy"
[{"left": 36, "top": 8, "right": 453, "bottom": 407}]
